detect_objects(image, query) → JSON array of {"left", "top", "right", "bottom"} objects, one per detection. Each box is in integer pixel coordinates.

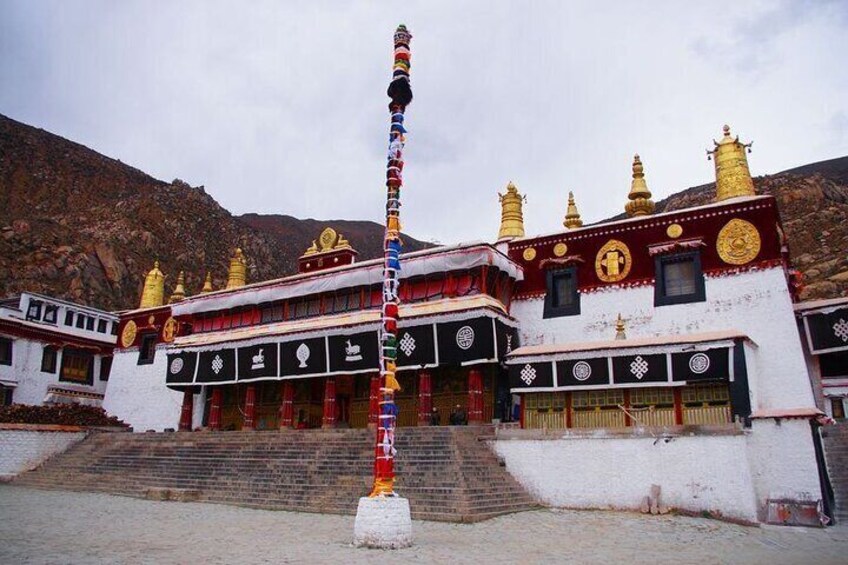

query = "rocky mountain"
[
  {"left": 646, "top": 155, "right": 848, "bottom": 301},
  {"left": 0, "top": 114, "right": 430, "bottom": 311}
]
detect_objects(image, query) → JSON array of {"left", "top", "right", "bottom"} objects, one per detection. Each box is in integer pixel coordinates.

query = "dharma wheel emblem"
[
  {"left": 169, "top": 357, "right": 184, "bottom": 375},
  {"left": 717, "top": 218, "right": 761, "bottom": 265},
  {"left": 572, "top": 361, "right": 592, "bottom": 381},
  {"left": 120, "top": 320, "right": 137, "bottom": 348},
  {"left": 456, "top": 326, "right": 475, "bottom": 350},
  {"left": 595, "top": 239, "right": 632, "bottom": 283},
  {"left": 689, "top": 353, "right": 710, "bottom": 374}
]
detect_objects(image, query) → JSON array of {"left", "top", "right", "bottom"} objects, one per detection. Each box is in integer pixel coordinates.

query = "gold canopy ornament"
[
  {"left": 300, "top": 227, "right": 353, "bottom": 257},
  {"left": 497, "top": 181, "right": 526, "bottom": 240},
  {"left": 615, "top": 313, "right": 627, "bottom": 340},
  {"left": 625, "top": 154, "right": 655, "bottom": 217},
  {"left": 168, "top": 271, "right": 186, "bottom": 303},
  {"left": 139, "top": 260, "right": 165, "bottom": 309},
  {"left": 563, "top": 191, "right": 583, "bottom": 229},
  {"left": 226, "top": 248, "right": 247, "bottom": 289},
  {"left": 200, "top": 272, "right": 213, "bottom": 294},
  {"left": 708, "top": 125, "right": 755, "bottom": 201}
]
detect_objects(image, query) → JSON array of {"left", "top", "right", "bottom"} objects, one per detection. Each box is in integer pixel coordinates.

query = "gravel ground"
[{"left": 1, "top": 485, "right": 846, "bottom": 564}]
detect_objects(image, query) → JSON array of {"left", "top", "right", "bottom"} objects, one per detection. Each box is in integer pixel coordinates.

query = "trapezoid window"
[
  {"left": 543, "top": 267, "right": 580, "bottom": 318},
  {"left": 654, "top": 251, "right": 706, "bottom": 307}
]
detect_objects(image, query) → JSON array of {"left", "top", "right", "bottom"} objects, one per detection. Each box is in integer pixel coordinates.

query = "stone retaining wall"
[{"left": 0, "top": 424, "right": 87, "bottom": 479}]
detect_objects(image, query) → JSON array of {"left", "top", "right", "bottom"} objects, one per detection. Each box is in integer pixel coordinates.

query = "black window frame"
[
  {"left": 26, "top": 300, "right": 43, "bottom": 321},
  {"left": 43, "top": 304, "right": 59, "bottom": 324},
  {"left": 75, "top": 314, "right": 86, "bottom": 329},
  {"left": 41, "top": 346, "right": 58, "bottom": 373},
  {"left": 0, "top": 337, "right": 12, "bottom": 366},
  {"left": 85, "top": 317, "right": 95, "bottom": 331},
  {"left": 111, "top": 321, "right": 119, "bottom": 336},
  {"left": 99, "top": 356, "right": 113, "bottom": 381},
  {"left": 59, "top": 347, "right": 94, "bottom": 385},
  {"left": 65, "top": 310, "right": 75, "bottom": 326},
  {"left": 97, "top": 319, "right": 107, "bottom": 333},
  {"left": 137, "top": 333, "right": 157, "bottom": 365},
  {"left": 654, "top": 251, "right": 706, "bottom": 307},
  {"left": 1, "top": 385, "right": 12, "bottom": 406},
  {"left": 543, "top": 267, "right": 581, "bottom": 318}
]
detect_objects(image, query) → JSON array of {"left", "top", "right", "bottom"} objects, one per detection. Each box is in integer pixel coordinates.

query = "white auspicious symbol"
[
  {"left": 296, "top": 343, "right": 310, "bottom": 368},
  {"left": 399, "top": 332, "right": 416, "bottom": 356},
  {"left": 211, "top": 354, "right": 224, "bottom": 375},
  {"left": 572, "top": 361, "right": 592, "bottom": 381},
  {"left": 834, "top": 318, "right": 848, "bottom": 342},
  {"left": 506, "top": 335, "right": 513, "bottom": 354},
  {"left": 251, "top": 348, "right": 265, "bottom": 370},
  {"left": 345, "top": 339, "right": 363, "bottom": 362},
  {"left": 630, "top": 356, "right": 649, "bottom": 380},
  {"left": 520, "top": 364, "right": 537, "bottom": 386},
  {"left": 689, "top": 353, "right": 710, "bottom": 374},
  {"left": 456, "top": 326, "right": 475, "bottom": 350},
  {"left": 169, "top": 357, "right": 184, "bottom": 375}
]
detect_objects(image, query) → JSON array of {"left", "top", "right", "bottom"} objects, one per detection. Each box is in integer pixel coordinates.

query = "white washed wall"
[{"left": 0, "top": 429, "right": 87, "bottom": 478}]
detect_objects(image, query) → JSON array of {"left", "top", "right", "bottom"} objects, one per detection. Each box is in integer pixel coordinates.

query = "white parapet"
[{"left": 353, "top": 496, "right": 413, "bottom": 549}]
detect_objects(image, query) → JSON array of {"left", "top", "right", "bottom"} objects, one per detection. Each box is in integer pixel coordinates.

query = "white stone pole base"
[{"left": 353, "top": 496, "right": 413, "bottom": 549}]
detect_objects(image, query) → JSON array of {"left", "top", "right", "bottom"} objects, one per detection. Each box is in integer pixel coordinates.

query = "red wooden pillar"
[
  {"left": 467, "top": 368, "right": 484, "bottom": 425},
  {"left": 179, "top": 390, "right": 194, "bottom": 431},
  {"left": 368, "top": 374, "right": 380, "bottom": 429},
  {"left": 243, "top": 385, "right": 257, "bottom": 430},
  {"left": 673, "top": 388, "right": 684, "bottom": 425},
  {"left": 519, "top": 394, "right": 525, "bottom": 429},
  {"left": 322, "top": 377, "right": 337, "bottom": 428},
  {"left": 208, "top": 388, "right": 222, "bottom": 431},
  {"left": 279, "top": 381, "right": 294, "bottom": 429},
  {"left": 417, "top": 371, "right": 432, "bottom": 426}
]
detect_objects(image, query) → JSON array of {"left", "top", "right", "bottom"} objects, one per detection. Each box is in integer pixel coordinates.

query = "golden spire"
[
  {"left": 615, "top": 313, "right": 627, "bottom": 340},
  {"left": 200, "top": 272, "right": 213, "bottom": 294},
  {"left": 563, "top": 191, "right": 583, "bottom": 229},
  {"left": 497, "top": 181, "right": 526, "bottom": 240},
  {"left": 707, "top": 124, "right": 755, "bottom": 201},
  {"left": 139, "top": 260, "right": 165, "bottom": 309},
  {"left": 226, "top": 248, "right": 247, "bottom": 289},
  {"left": 168, "top": 271, "right": 186, "bottom": 303},
  {"left": 625, "top": 154, "right": 655, "bottom": 217}
]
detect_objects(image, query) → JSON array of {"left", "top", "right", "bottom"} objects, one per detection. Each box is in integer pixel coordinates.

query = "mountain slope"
[{"left": 0, "top": 114, "right": 430, "bottom": 310}]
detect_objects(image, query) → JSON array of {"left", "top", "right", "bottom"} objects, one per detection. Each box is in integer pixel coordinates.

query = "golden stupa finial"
[
  {"left": 563, "top": 191, "right": 583, "bottom": 229},
  {"left": 200, "top": 271, "right": 213, "bottom": 294},
  {"left": 707, "top": 124, "right": 755, "bottom": 201},
  {"left": 615, "top": 313, "right": 627, "bottom": 340},
  {"left": 225, "top": 248, "right": 247, "bottom": 289},
  {"left": 168, "top": 271, "right": 186, "bottom": 303},
  {"left": 139, "top": 260, "right": 165, "bottom": 309},
  {"left": 625, "top": 154, "right": 655, "bottom": 217},
  {"left": 497, "top": 181, "right": 526, "bottom": 240}
]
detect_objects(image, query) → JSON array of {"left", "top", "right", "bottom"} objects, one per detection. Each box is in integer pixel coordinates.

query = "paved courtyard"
[{"left": 1, "top": 486, "right": 846, "bottom": 564}]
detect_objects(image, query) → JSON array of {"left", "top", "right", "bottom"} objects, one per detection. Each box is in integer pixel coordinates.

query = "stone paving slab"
[{"left": 1, "top": 485, "right": 846, "bottom": 564}]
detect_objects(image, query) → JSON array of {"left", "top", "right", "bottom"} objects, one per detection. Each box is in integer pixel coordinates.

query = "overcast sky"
[{"left": 2, "top": 1, "right": 846, "bottom": 243}]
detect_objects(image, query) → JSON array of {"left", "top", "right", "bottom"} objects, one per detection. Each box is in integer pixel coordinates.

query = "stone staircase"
[
  {"left": 822, "top": 422, "right": 848, "bottom": 524},
  {"left": 12, "top": 426, "right": 537, "bottom": 522}
]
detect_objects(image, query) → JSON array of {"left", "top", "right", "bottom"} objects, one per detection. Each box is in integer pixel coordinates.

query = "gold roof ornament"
[
  {"left": 497, "top": 181, "right": 526, "bottom": 240},
  {"left": 168, "top": 271, "right": 186, "bottom": 303},
  {"left": 225, "top": 248, "right": 247, "bottom": 289},
  {"left": 708, "top": 124, "right": 755, "bottom": 201},
  {"left": 563, "top": 191, "right": 583, "bottom": 229},
  {"left": 624, "top": 154, "right": 655, "bottom": 217},
  {"left": 614, "top": 313, "right": 627, "bottom": 340},
  {"left": 300, "top": 227, "right": 356, "bottom": 258},
  {"left": 200, "top": 271, "right": 213, "bottom": 294},
  {"left": 139, "top": 260, "right": 165, "bottom": 309}
]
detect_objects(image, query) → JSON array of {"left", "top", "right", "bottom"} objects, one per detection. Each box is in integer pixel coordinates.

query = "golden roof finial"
[
  {"left": 625, "top": 154, "right": 655, "bottom": 217},
  {"left": 226, "top": 248, "right": 247, "bottom": 289},
  {"left": 707, "top": 124, "right": 755, "bottom": 201},
  {"left": 200, "top": 271, "right": 213, "bottom": 294},
  {"left": 563, "top": 191, "right": 584, "bottom": 229},
  {"left": 497, "top": 181, "right": 526, "bottom": 240},
  {"left": 139, "top": 260, "right": 165, "bottom": 309},
  {"left": 615, "top": 313, "right": 627, "bottom": 340},
  {"left": 168, "top": 271, "right": 186, "bottom": 303}
]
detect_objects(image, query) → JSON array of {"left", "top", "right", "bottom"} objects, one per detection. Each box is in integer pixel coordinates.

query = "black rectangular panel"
[
  {"left": 496, "top": 321, "right": 519, "bottom": 360},
  {"left": 395, "top": 325, "right": 436, "bottom": 368},
  {"left": 671, "top": 348, "right": 730, "bottom": 382},
  {"left": 437, "top": 318, "right": 495, "bottom": 365},
  {"left": 197, "top": 349, "right": 236, "bottom": 383},
  {"left": 328, "top": 331, "right": 379, "bottom": 373},
  {"left": 280, "top": 337, "right": 327, "bottom": 376},
  {"left": 807, "top": 309, "right": 848, "bottom": 352},
  {"left": 165, "top": 351, "right": 197, "bottom": 384},
  {"left": 509, "top": 361, "right": 554, "bottom": 389},
  {"left": 556, "top": 358, "right": 610, "bottom": 387},
  {"left": 612, "top": 354, "right": 668, "bottom": 384},
  {"left": 237, "top": 343, "right": 279, "bottom": 380}
]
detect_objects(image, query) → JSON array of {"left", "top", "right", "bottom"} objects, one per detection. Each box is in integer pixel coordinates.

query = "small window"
[
  {"left": 41, "top": 346, "right": 58, "bottom": 373},
  {"left": 65, "top": 310, "right": 75, "bottom": 326},
  {"left": 97, "top": 319, "right": 107, "bottom": 333},
  {"left": 99, "top": 356, "right": 113, "bottom": 381},
  {"left": 75, "top": 315, "right": 86, "bottom": 329},
  {"left": 26, "top": 300, "right": 43, "bottom": 321},
  {"left": 543, "top": 267, "right": 580, "bottom": 318},
  {"left": 137, "top": 333, "right": 157, "bottom": 365},
  {"left": 654, "top": 252, "right": 706, "bottom": 307},
  {"left": 60, "top": 348, "right": 93, "bottom": 385},
  {"left": 0, "top": 337, "right": 12, "bottom": 366},
  {"left": 1, "top": 385, "right": 12, "bottom": 406},
  {"left": 43, "top": 305, "right": 58, "bottom": 324},
  {"left": 86, "top": 317, "right": 95, "bottom": 331},
  {"left": 111, "top": 322, "right": 119, "bottom": 336}
]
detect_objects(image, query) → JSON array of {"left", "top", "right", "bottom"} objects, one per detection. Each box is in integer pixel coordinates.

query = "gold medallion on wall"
[
  {"left": 666, "top": 223, "right": 683, "bottom": 239},
  {"left": 717, "top": 218, "right": 761, "bottom": 265},
  {"left": 162, "top": 317, "right": 179, "bottom": 343},
  {"left": 121, "top": 320, "right": 138, "bottom": 348},
  {"left": 553, "top": 242, "right": 568, "bottom": 257},
  {"left": 522, "top": 247, "right": 537, "bottom": 261},
  {"left": 595, "top": 239, "right": 632, "bottom": 283}
]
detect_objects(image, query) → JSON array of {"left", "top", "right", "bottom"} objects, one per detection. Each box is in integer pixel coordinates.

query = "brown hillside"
[{"left": 0, "top": 114, "right": 430, "bottom": 310}]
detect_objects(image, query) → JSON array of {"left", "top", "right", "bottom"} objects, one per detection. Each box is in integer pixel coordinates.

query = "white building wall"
[
  {"left": 0, "top": 429, "right": 87, "bottom": 478},
  {"left": 102, "top": 345, "right": 183, "bottom": 432},
  {"left": 492, "top": 435, "right": 759, "bottom": 523}
]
